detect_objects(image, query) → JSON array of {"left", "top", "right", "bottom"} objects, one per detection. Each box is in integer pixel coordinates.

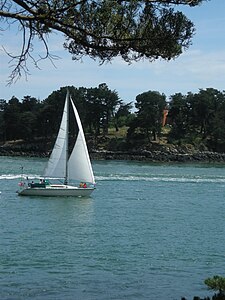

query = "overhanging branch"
[{"left": 0, "top": 0, "right": 205, "bottom": 83}]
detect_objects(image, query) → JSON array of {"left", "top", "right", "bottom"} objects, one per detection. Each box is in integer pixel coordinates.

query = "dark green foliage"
[
  {"left": 3, "top": 97, "right": 22, "bottom": 140},
  {"left": 20, "top": 111, "right": 37, "bottom": 141},
  {"left": 128, "top": 91, "right": 166, "bottom": 143},
  {"left": 181, "top": 276, "right": 225, "bottom": 300},
  {"left": 168, "top": 89, "right": 225, "bottom": 152},
  {"left": 0, "top": 84, "right": 131, "bottom": 144},
  {"left": 205, "top": 276, "right": 225, "bottom": 294},
  {"left": 114, "top": 102, "right": 133, "bottom": 129},
  {"left": 168, "top": 92, "right": 190, "bottom": 141},
  {"left": 0, "top": 99, "right": 7, "bottom": 142},
  {"left": 94, "top": 83, "right": 121, "bottom": 135},
  {"left": 2, "top": 96, "right": 42, "bottom": 141},
  {"left": 107, "top": 138, "right": 128, "bottom": 151},
  {"left": 1, "top": 86, "right": 225, "bottom": 153}
]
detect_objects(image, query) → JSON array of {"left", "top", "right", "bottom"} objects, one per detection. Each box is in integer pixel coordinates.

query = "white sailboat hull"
[{"left": 18, "top": 184, "right": 95, "bottom": 197}]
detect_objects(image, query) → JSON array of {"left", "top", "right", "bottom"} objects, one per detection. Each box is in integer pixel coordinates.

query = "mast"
[{"left": 64, "top": 90, "right": 69, "bottom": 185}]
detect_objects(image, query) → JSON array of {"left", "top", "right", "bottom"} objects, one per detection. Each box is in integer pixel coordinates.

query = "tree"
[
  {"left": 131, "top": 90, "right": 166, "bottom": 142},
  {"left": 21, "top": 95, "right": 40, "bottom": 112},
  {"left": 168, "top": 92, "right": 190, "bottom": 142},
  {"left": 185, "top": 89, "right": 225, "bottom": 150},
  {"left": 0, "top": 0, "right": 205, "bottom": 82},
  {"left": 168, "top": 89, "right": 225, "bottom": 151},
  {"left": 187, "top": 89, "right": 217, "bottom": 138},
  {"left": 42, "top": 87, "right": 69, "bottom": 137},
  {"left": 205, "top": 89, "right": 225, "bottom": 152},
  {"left": 98, "top": 83, "right": 121, "bottom": 135},
  {"left": 20, "top": 111, "right": 37, "bottom": 141},
  {"left": 20, "top": 96, "right": 41, "bottom": 140},
  {"left": 3, "top": 96, "right": 22, "bottom": 140},
  {"left": 0, "top": 99, "right": 7, "bottom": 141},
  {"left": 205, "top": 276, "right": 225, "bottom": 295},
  {"left": 40, "top": 84, "right": 122, "bottom": 137},
  {"left": 83, "top": 83, "right": 121, "bottom": 136},
  {"left": 114, "top": 102, "right": 133, "bottom": 131}
]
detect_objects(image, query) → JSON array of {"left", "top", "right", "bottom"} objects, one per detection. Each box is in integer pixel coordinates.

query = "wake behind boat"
[{"left": 17, "top": 91, "right": 95, "bottom": 197}]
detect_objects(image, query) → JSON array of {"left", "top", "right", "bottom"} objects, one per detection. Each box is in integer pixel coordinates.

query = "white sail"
[
  {"left": 43, "top": 93, "right": 69, "bottom": 179},
  {"left": 68, "top": 97, "right": 95, "bottom": 184},
  {"left": 18, "top": 91, "right": 95, "bottom": 197}
]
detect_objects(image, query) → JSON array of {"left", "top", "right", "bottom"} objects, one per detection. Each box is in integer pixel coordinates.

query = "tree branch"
[{"left": 0, "top": 0, "right": 205, "bottom": 83}]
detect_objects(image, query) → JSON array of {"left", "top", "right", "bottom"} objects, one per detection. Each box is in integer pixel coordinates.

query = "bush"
[{"left": 205, "top": 276, "right": 225, "bottom": 294}]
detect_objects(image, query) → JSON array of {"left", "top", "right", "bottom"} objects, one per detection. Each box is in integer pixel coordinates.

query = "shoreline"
[
  {"left": 1, "top": 148, "right": 225, "bottom": 163},
  {"left": 91, "top": 149, "right": 225, "bottom": 163}
]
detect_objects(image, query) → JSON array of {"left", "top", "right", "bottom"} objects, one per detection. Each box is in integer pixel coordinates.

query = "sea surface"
[{"left": 0, "top": 156, "right": 225, "bottom": 300}]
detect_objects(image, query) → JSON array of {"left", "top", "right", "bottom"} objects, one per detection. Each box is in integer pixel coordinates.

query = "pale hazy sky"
[{"left": 0, "top": 0, "right": 225, "bottom": 105}]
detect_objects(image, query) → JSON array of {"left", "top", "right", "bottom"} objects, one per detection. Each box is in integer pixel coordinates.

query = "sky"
[{"left": 0, "top": 0, "right": 225, "bottom": 105}]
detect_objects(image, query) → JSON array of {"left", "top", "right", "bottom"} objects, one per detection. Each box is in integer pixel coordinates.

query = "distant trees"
[
  {"left": 127, "top": 91, "right": 166, "bottom": 143},
  {"left": 4, "top": 97, "right": 22, "bottom": 140},
  {"left": 0, "top": 84, "right": 130, "bottom": 143},
  {"left": 0, "top": 99, "right": 7, "bottom": 141},
  {"left": 168, "top": 88, "right": 225, "bottom": 151},
  {"left": 20, "top": 96, "right": 41, "bottom": 140},
  {"left": 167, "top": 92, "right": 190, "bottom": 141},
  {"left": 2, "top": 95, "right": 41, "bottom": 141},
  {"left": 83, "top": 83, "right": 121, "bottom": 136},
  {"left": 1, "top": 86, "right": 225, "bottom": 153},
  {"left": 114, "top": 102, "right": 133, "bottom": 131}
]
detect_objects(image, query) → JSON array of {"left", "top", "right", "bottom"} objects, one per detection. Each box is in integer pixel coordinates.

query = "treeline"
[
  {"left": 0, "top": 85, "right": 225, "bottom": 153},
  {"left": 128, "top": 88, "right": 225, "bottom": 153},
  {"left": 0, "top": 84, "right": 132, "bottom": 142}
]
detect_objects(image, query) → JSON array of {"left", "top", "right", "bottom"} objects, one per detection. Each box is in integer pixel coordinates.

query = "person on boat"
[{"left": 79, "top": 182, "right": 87, "bottom": 188}]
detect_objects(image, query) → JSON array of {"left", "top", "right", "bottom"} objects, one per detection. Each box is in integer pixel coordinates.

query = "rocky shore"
[
  {"left": 1, "top": 140, "right": 225, "bottom": 163},
  {"left": 91, "top": 149, "right": 225, "bottom": 163}
]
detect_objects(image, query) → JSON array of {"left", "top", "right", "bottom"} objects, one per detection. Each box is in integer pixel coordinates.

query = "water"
[{"left": 0, "top": 156, "right": 225, "bottom": 300}]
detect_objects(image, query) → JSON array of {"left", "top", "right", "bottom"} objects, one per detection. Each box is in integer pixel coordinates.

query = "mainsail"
[{"left": 43, "top": 92, "right": 69, "bottom": 179}]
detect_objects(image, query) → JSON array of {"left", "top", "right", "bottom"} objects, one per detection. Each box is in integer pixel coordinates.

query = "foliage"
[
  {"left": 205, "top": 276, "right": 225, "bottom": 294},
  {"left": 1, "top": 86, "right": 225, "bottom": 153},
  {"left": 0, "top": 99, "right": 7, "bottom": 141},
  {"left": 0, "top": 0, "right": 206, "bottom": 82},
  {"left": 167, "top": 92, "right": 190, "bottom": 141},
  {"left": 181, "top": 276, "right": 225, "bottom": 300},
  {"left": 3, "top": 97, "right": 22, "bottom": 140},
  {"left": 128, "top": 91, "right": 166, "bottom": 142},
  {"left": 0, "top": 84, "right": 130, "bottom": 143},
  {"left": 168, "top": 89, "right": 225, "bottom": 152},
  {"left": 114, "top": 102, "right": 133, "bottom": 130}
]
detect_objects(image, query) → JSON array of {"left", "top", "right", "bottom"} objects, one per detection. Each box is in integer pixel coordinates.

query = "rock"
[{"left": 1, "top": 140, "right": 225, "bottom": 162}]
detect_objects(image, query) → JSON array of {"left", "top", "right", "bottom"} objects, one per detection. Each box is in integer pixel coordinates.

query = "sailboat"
[{"left": 17, "top": 91, "right": 95, "bottom": 197}]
